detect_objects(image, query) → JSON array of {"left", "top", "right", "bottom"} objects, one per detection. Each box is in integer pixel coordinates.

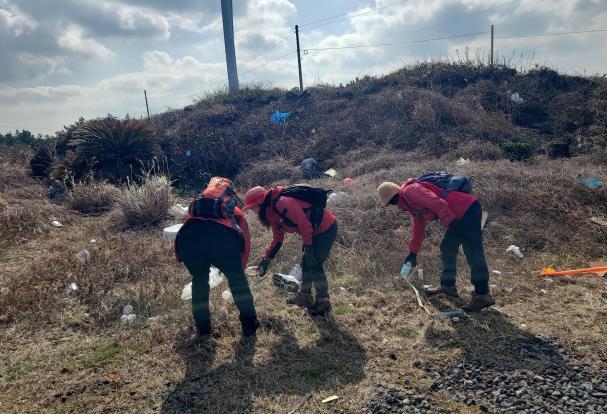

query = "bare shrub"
[
  {"left": 117, "top": 175, "right": 171, "bottom": 228},
  {"left": 451, "top": 140, "right": 504, "bottom": 161},
  {"left": 65, "top": 178, "right": 119, "bottom": 215},
  {"left": 236, "top": 157, "right": 301, "bottom": 188}
]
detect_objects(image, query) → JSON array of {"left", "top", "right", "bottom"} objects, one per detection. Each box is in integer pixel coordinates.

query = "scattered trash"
[
  {"left": 511, "top": 92, "right": 524, "bottom": 104},
  {"left": 490, "top": 284, "right": 497, "bottom": 290},
  {"left": 452, "top": 316, "right": 460, "bottom": 322},
  {"left": 287, "top": 393, "right": 312, "bottom": 414},
  {"left": 270, "top": 110, "right": 292, "bottom": 124},
  {"left": 417, "top": 268, "right": 424, "bottom": 281},
  {"left": 64, "top": 283, "right": 78, "bottom": 294},
  {"left": 181, "top": 283, "right": 192, "bottom": 301},
  {"left": 579, "top": 178, "right": 603, "bottom": 189},
  {"left": 245, "top": 266, "right": 260, "bottom": 276},
  {"left": 327, "top": 191, "right": 346, "bottom": 204},
  {"left": 491, "top": 270, "right": 502, "bottom": 276},
  {"left": 162, "top": 223, "right": 183, "bottom": 242},
  {"left": 520, "top": 323, "right": 528, "bottom": 329},
  {"left": 147, "top": 315, "right": 167, "bottom": 322},
  {"left": 75, "top": 249, "right": 91, "bottom": 264},
  {"left": 1, "top": 287, "right": 9, "bottom": 295},
  {"left": 400, "top": 262, "right": 413, "bottom": 278},
  {"left": 590, "top": 217, "right": 607, "bottom": 227},
  {"left": 422, "top": 284, "right": 434, "bottom": 290},
  {"left": 122, "top": 304, "right": 134, "bottom": 315},
  {"left": 121, "top": 314, "right": 136, "bottom": 323},
  {"left": 432, "top": 310, "right": 464, "bottom": 319},
  {"left": 342, "top": 178, "right": 354, "bottom": 184},
  {"left": 321, "top": 395, "right": 339, "bottom": 404},
  {"left": 481, "top": 211, "right": 489, "bottom": 230},
  {"left": 169, "top": 204, "right": 189, "bottom": 218},
  {"left": 339, "top": 287, "right": 346, "bottom": 292},
  {"left": 506, "top": 245, "right": 524, "bottom": 258},
  {"left": 540, "top": 265, "right": 607, "bottom": 277},
  {"left": 221, "top": 290, "right": 232, "bottom": 301},
  {"left": 300, "top": 158, "right": 320, "bottom": 179},
  {"left": 456, "top": 157, "right": 470, "bottom": 166},
  {"left": 540, "top": 289, "right": 547, "bottom": 294},
  {"left": 324, "top": 168, "right": 337, "bottom": 178},
  {"left": 90, "top": 239, "right": 97, "bottom": 245},
  {"left": 50, "top": 220, "right": 62, "bottom": 228},
  {"left": 181, "top": 267, "right": 225, "bottom": 301},
  {"left": 589, "top": 262, "right": 607, "bottom": 277}
]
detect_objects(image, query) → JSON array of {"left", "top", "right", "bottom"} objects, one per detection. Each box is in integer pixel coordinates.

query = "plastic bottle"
[{"left": 400, "top": 262, "right": 413, "bottom": 278}]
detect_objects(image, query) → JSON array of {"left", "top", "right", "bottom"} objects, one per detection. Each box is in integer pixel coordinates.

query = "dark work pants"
[
  {"left": 440, "top": 201, "right": 490, "bottom": 295},
  {"left": 301, "top": 222, "right": 338, "bottom": 300},
  {"left": 176, "top": 220, "right": 256, "bottom": 334}
]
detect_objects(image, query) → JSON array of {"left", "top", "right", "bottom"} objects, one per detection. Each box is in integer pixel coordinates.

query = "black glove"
[
  {"left": 303, "top": 245, "right": 318, "bottom": 268},
  {"left": 258, "top": 258, "right": 271, "bottom": 276},
  {"left": 404, "top": 252, "right": 417, "bottom": 267}
]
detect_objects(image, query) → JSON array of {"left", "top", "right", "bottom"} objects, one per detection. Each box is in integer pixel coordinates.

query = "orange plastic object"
[
  {"left": 540, "top": 266, "right": 607, "bottom": 277},
  {"left": 342, "top": 178, "right": 354, "bottom": 184}
]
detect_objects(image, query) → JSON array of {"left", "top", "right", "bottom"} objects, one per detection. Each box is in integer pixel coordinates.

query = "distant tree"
[{"left": 15, "top": 129, "right": 34, "bottom": 145}]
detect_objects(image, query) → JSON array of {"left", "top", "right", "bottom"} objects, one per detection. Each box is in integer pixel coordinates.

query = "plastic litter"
[
  {"left": 245, "top": 266, "right": 260, "bottom": 276},
  {"left": 1, "top": 287, "right": 9, "bottom": 295},
  {"left": 452, "top": 316, "right": 460, "bottom": 322},
  {"left": 456, "top": 157, "right": 470, "bottom": 166},
  {"left": 540, "top": 289, "right": 547, "bottom": 294},
  {"left": 324, "top": 168, "right": 337, "bottom": 178},
  {"left": 400, "top": 262, "right": 413, "bottom": 278},
  {"left": 321, "top": 395, "right": 339, "bottom": 404},
  {"left": 221, "top": 290, "right": 232, "bottom": 301},
  {"left": 327, "top": 191, "right": 346, "bottom": 204},
  {"left": 491, "top": 270, "right": 502, "bottom": 275},
  {"left": 181, "top": 283, "right": 192, "bottom": 300},
  {"left": 342, "top": 178, "right": 354, "bottom": 184},
  {"left": 270, "top": 110, "right": 291, "bottom": 124},
  {"left": 506, "top": 245, "right": 524, "bottom": 258},
  {"left": 121, "top": 314, "right": 136, "bottom": 323},
  {"left": 50, "top": 220, "right": 62, "bottom": 228},
  {"left": 540, "top": 265, "right": 607, "bottom": 277},
  {"left": 90, "top": 239, "right": 97, "bottom": 245},
  {"left": 64, "top": 283, "right": 78, "bottom": 293},
  {"left": 169, "top": 204, "right": 189, "bottom": 218},
  {"left": 511, "top": 92, "right": 524, "bottom": 104},
  {"left": 579, "top": 178, "right": 603, "bottom": 189},
  {"left": 162, "top": 223, "right": 183, "bottom": 242},
  {"left": 122, "top": 304, "right": 134, "bottom": 315},
  {"left": 75, "top": 249, "right": 91, "bottom": 264},
  {"left": 417, "top": 268, "right": 424, "bottom": 280},
  {"left": 432, "top": 310, "right": 464, "bottom": 319},
  {"left": 181, "top": 267, "right": 224, "bottom": 301}
]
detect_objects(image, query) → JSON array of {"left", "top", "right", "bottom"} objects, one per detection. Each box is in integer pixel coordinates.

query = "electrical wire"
[
  {"left": 240, "top": 50, "right": 297, "bottom": 77},
  {"left": 495, "top": 28, "right": 607, "bottom": 39}
]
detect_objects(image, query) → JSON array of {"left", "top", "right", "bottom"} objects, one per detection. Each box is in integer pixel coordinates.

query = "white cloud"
[
  {"left": 57, "top": 24, "right": 114, "bottom": 60},
  {"left": 0, "top": 0, "right": 37, "bottom": 36},
  {"left": 115, "top": 4, "right": 170, "bottom": 38}
]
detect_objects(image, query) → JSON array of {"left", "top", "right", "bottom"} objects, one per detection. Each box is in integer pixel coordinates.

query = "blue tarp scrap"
[{"left": 271, "top": 110, "right": 292, "bottom": 124}]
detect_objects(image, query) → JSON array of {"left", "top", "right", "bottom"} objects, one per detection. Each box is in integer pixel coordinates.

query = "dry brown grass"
[
  {"left": 117, "top": 175, "right": 171, "bottom": 228},
  {"left": 65, "top": 178, "right": 119, "bottom": 215}
]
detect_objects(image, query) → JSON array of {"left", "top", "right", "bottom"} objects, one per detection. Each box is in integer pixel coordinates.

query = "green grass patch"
[
  {"left": 0, "top": 255, "right": 8, "bottom": 263},
  {"left": 334, "top": 305, "right": 353, "bottom": 315},
  {"left": 295, "top": 359, "right": 339, "bottom": 381},
  {"left": 334, "top": 273, "right": 359, "bottom": 288},
  {"left": 79, "top": 341, "right": 120, "bottom": 369},
  {"left": 397, "top": 326, "right": 419, "bottom": 339},
  {"left": 2, "top": 361, "right": 35, "bottom": 382}
]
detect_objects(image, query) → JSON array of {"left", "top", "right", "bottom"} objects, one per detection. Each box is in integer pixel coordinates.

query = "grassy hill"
[{"left": 1, "top": 63, "right": 606, "bottom": 413}]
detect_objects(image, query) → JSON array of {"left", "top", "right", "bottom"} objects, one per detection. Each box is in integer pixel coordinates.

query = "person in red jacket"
[
  {"left": 175, "top": 183, "right": 258, "bottom": 339},
  {"left": 243, "top": 186, "right": 338, "bottom": 316},
  {"left": 377, "top": 178, "right": 495, "bottom": 312}
]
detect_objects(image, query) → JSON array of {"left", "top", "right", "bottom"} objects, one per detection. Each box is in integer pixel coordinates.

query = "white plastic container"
[{"left": 162, "top": 224, "right": 183, "bottom": 242}]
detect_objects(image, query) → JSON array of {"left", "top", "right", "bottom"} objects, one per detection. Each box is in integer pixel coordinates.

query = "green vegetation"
[
  {"left": 501, "top": 141, "right": 533, "bottom": 161},
  {"left": 79, "top": 342, "right": 120, "bottom": 370}
]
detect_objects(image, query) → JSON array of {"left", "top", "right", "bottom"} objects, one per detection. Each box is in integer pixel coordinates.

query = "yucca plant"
[{"left": 70, "top": 119, "right": 161, "bottom": 183}]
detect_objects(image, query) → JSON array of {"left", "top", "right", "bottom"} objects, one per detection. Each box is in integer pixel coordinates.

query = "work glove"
[
  {"left": 404, "top": 252, "right": 417, "bottom": 267},
  {"left": 303, "top": 245, "right": 318, "bottom": 268},
  {"left": 258, "top": 258, "right": 271, "bottom": 276}
]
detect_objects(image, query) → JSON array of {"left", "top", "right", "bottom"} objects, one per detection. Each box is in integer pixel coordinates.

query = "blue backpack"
[{"left": 415, "top": 171, "right": 472, "bottom": 196}]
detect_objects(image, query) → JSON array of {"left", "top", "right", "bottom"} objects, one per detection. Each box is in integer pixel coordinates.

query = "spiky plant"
[{"left": 70, "top": 119, "right": 161, "bottom": 183}]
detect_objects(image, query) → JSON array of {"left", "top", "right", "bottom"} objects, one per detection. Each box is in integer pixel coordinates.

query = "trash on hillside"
[
  {"left": 1, "top": 287, "right": 9, "bottom": 295},
  {"left": 50, "top": 220, "right": 63, "bottom": 228},
  {"left": 520, "top": 324, "right": 528, "bottom": 329},
  {"left": 417, "top": 268, "right": 424, "bottom": 280},
  {"left": 589, "top": 262, "right": 607, "bottom": 277},
  {"left": 221, "top": 290, "right": 232, "bottom": 301},
  {"left": 147, "top": 315, "right": 167, "bottom": 322},
  {"left": 272, "top": 264, "right": 302, "bottom": 292},
  {"left": 300, "top": 158, "right": 320, "bottom": 179},
  {"left": 431, "top": 310, "right": 464, "bottom": 319},
  {"left": 456, "top": 157, "right": 470, "bottom": 166},
  {"left": 590, "top": 217, "right": 607, "bottom": 227},
  {"left": 162, "top": 223, "right": 183, "bottom": 242},
  {"left": 245, "top": 266, "right": 260, "bottom": 276},
  {"left": 511, "top": 92, "right": 524, "bottom": 104},
  {"left": 400, "top": 262, "right": 413, "bottom": 278},
  {"left": 540, "top": 289, "right": 547, "bottom": 294},
  {"left": 506, "top": 245, "right": 524, "bottom": 258},
  {"left": 181, "top": 267, "right": 224, "bottom": 301},
  {"left": 327, "top": 191, "right": 346, "bottom": 204},
  {"left": 452, "top": 316, "right": 460, "bottom": 322},
  {"left": 342, "top": 178, "right": 354, "bottom": 184},
  {"left": 181, "top": 283, "right": 192, "bottom": 301},
  {"left": 288, "top": 393, "right": 312, "bottom": 414},
  {"left": 64, "top": 283, "right": 78, "bottom": 294},
  {"left": 271, "top": 110, "right": 291, "bottom": 124},
  {"left": 75, "top": 249, "right": 91, "bottom": 264},
  {"left": 422, "top": 284, "right": 434, "bottom": 290},
  {"left": 579, "top": 178, "right": 603, "bottom": 189},
  {"left": 123, "top": 304, "right": 134, "bottom": 315},
  {"left": 321, "top": 395, "right": 339, "bottom": 404},
  {"left": 540, "top": 265, "right": 607, "bottom": 277},
  {"left": 90, "top": 239, "right": 97, "bottom": 245},
  {"left": 121, "top": 314, "right": 136, "bottom": 323},
  {"left": 490, "top": 284, "right": 497, "bottom": 291},
  {"left": 324, "top": 168, "right": 337, "bottom": 178},
  {"left": 491, "top": 270, "right": 502, "bottom": 276},
  {"left": 481, "top": 211, "right": 489, "bottom": 230},
  {"left": 169, "top": 204, "right": 189, "bottom": 218}
]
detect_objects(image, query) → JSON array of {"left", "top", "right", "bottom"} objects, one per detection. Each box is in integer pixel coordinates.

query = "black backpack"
[
  {"left": 415, "top": 171, "right": 472, "bottom": 195},
  {"left": 274, "top": 185, "right": 332, "bottom": 228}
]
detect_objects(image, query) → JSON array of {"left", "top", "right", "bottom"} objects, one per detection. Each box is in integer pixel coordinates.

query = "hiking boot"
[
  {"left": 241, "top": 317, "right": 260, "bottom": 337},
  {"left": 463, "top": 294, "right": 495, "bottom": 312},
  {"left": 286, "top": 290, "right": 315, "bottom": 308},
  {"left": 309, "top": 298, "right": 332, "bottom": 317},
  {"left": 423, "top": 285, "right": 459, "bottom": 298}
]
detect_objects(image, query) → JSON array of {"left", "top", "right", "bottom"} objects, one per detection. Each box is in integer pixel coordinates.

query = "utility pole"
[
  {"left": 295, "top": 24, "right": 303, "bottom": 92},
  {"left": 221, "top": 0, "right": 239, "bottom": 93},
  {"left": 144, "top": 89, "right": 150, "bottom": 120},
  {"left": 490, "top": 24, "right": 494, "bottom": 67}
]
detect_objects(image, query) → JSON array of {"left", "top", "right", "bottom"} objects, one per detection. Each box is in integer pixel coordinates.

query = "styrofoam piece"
[
  {"left": 50, "top": 220, "right": 62, "bottom": 228},
  {"left": 162, "top": 223, "right": 183, "bottom": 242}
]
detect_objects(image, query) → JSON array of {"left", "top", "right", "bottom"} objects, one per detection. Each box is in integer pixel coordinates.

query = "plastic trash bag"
[
  {"left": 181, "top": 267, "right": 224, "bottom": 301},
  {"left": 270, "top": 110, "right": 292, "bottom": 124},
  {"left": 456, "top": 157, "right": 470, "bottom": 166},
  {"left": 162, "top": 224, "right": 183, "bottom": 242},
  {"left": 511, "top": 92, "right": 524, "bottom": 104},
  {"left": 169, "top": 204, "right": 189, "bottom": 218},
  {"left": 327, "top": 191, "right": 346, "bottom": 204},
  {"left": 50, "top": 220, "right": 62, "bottom": 228},
  {"left": 579, "top": 178, "right": 603, "bottom": 189},
  {"left": 506, "top": 245, "right": 524, "bottom": 258}
]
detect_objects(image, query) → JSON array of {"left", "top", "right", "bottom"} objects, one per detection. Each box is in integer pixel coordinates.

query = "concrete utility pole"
[
  {"left": 144, "top": 90, "right": 150, "bottom": 120},
  {"left": 490, "top": 25, "right": 494, "bottom": 67},
  {"left": 221, "top": 0, "right": 239, "bottom": 93},
  {"left": 295, "top": 25, "right": 303, "bottom": 92}
]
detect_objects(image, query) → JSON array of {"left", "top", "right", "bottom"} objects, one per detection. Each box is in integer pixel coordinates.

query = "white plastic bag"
[
  {"left": 506, "top": 245, "right": 524, "bottom": 258},
  {"left": 169, "top": 204, "right": 189, "bottom": 218},
  {"left": 327, "top": 191, "right": 346, "bottom": 204},
  {"left": 456, "top": 157, "right": 470, "bottom": 166},
  {"left": 181, "top": 266, "right": 224, "bottom": 301}
]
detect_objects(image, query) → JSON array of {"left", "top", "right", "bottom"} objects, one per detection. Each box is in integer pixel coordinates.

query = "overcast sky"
[{"left": 1, "top": 0, "right": 605, "bottom": 135}]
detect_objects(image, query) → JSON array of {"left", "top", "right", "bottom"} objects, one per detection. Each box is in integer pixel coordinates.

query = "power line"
[
  {"left": 299, "top": 0, "right": 405, "bottom": 29},
  {"left": 241, "top": 30, "right": 294, "bottom": 63},
  {"left": 240, "top": 50, "right": 297, "bottom": 77},
  {"left": 495, "top": 28, "right": 607, "bottom": 39}
]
